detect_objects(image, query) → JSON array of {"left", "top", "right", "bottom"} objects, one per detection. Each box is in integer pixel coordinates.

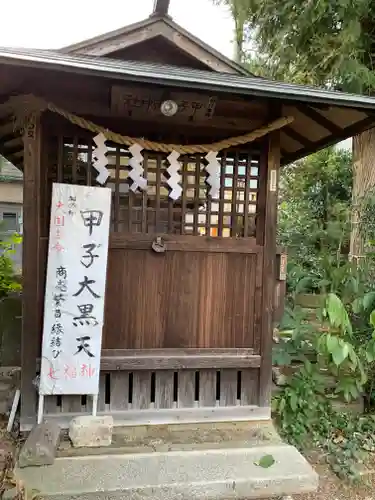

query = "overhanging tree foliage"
[
  {"left": 278, "top": 147, "right": 352, "bottom": 290},
  {"left": 214, "top": 0, "right": 375, "bottom": 260}
]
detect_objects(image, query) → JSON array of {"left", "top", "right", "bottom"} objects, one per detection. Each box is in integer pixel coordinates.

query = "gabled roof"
[
  {"left": 60, "top": 14, "right": 250, "bottom": 76},
  {"left": 0, "top": 47, "right": 374, "bottom": 166}
]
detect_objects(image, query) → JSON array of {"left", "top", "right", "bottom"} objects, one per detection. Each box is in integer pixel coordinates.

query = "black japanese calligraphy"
[
  {"left": 80, "top": 243, "right": 100, "bottom": 269},
  {"left": 50, "top": 265, "right": 67, "bottom": 355},
  {"left": 73, "top": 304, "right": 98, "bottom": 326},
  {"left": 73, "top": 276, "right": 100, "bottom": 299},
  {"left": 80, "top": 210, "right": 103, "bottom": 236},
  {"left": 55, "top": 279, "right": 68, "bottom": 293},
  {"left": 50, "top": 336, "right": 62, "bottom": 348},
  {"left": 51, "top": 323, "right": 64, "bottom": 336},
  {"left": 53, "top": 292, "right": 65, "bottom": 307},
  {"left": 68, "top": 196, "right": 77, "bottom": 216},
  {"left": 56, "top": 266, "right": 67, "bottom": 280},
  {"left": 74, "top": 336, "right": 95, "bottom": 357}
]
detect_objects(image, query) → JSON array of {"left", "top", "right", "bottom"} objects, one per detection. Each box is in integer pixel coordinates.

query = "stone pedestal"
[
  {"left": 69, "top": 415, "right": 113, "bottom": 448},
  {"left": 18, "top": 420, "right": 61, "bottom": 467}
]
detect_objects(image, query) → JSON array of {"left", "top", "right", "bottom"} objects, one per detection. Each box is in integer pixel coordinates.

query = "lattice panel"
[
  {"left": 42, "top": 368, "right": 259, "bottom": 414},
  {"left": 46, "top": 136, "right": 260, "bottom": 238}
]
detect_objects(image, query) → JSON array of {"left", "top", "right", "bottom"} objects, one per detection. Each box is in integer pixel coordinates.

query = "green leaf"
[
  {"left": 289, "top": 391, "right": 298, "bottom": 411},
  {"left": 366, "top": 349, "right": 374, "bottom": 363},
  {"left": 325, "top": 293, "right": 352, "bottom": 335},
  {"left": 326, "top": 334, "right": 339, "bottom": 354},
  {"left": 352, "top": 298, "right": 362, "bottom": 314},
  {"left": 254, "top": 454, "right": 275, "bottom": 468},
  {"left": 272, "top": 346, "right": 292, "bottom": 366},
  {"left": 271, "top": 398, "right": 278, "bottom": 412},
  {"left": 295, "top": 277, "right": 313, "bottom": 294},
  {"left": 350, "top": 384, "right": 360, "bottom": 399},
  {"left": 363, "top": 292, "right": 375, "bottom": 311},
  {"left": 278, "top": 397, "right": 285, "bottom": 413},
  {"left": 370, "top": 310, "right": 375, "bottom": 328},
  {"left": 359, "top": 363, "right": 368, "bottom": 385},
  {"left": 317, "top": 279, "right": 331, "bottom": 289},
  {"left": 332, "top": 341, "right": 349, "bottom": 366},
  {"left": 348, "top": 345, "right": 358, "bottom": 368}
]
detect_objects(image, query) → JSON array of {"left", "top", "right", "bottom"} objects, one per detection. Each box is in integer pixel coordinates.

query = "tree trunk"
[
  {"left": 232, "top": 13, "right": 244, "bottom": 62},
  {"left": 349, "top": 128, "right": 375, "bottom": 262},
  {"left": 228, "top": 0, "right": 246, "bottom": 63}
]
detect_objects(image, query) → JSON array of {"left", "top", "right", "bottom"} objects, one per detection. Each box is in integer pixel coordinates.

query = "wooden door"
[
  {"left": 102, "top": 149, "right": 263, "bottom": 351},
  {"left": 103, "top": 234, "right": 263, "bottom": 350},
  {"left": 40, "top": 136, "right": 268, "bottom": 421}
]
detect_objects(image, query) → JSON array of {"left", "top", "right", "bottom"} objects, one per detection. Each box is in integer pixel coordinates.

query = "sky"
[{"left": 0, "top": 0, "right": 235, "bottom": 56}]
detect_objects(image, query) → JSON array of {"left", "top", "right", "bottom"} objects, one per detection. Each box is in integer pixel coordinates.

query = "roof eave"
[
  {"left": 1, "top": 51, "right": 375, "bottom": 166},
  {"left": 0, "top": 52, "right": 374, "bottom": 112}
]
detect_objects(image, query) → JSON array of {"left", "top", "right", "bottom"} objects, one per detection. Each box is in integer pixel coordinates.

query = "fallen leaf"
[{"left": 254, "top": 454, "right": 275, "bottom": 468}]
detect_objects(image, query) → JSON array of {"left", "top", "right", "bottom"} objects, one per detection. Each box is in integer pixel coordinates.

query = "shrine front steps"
[{"left": 13, "top": 421, "right": 318, "bottom": 500}]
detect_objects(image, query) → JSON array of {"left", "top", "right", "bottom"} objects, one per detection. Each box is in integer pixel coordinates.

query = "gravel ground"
[{"left": 296, "top": 461, "right": 375, "bottom": 500}]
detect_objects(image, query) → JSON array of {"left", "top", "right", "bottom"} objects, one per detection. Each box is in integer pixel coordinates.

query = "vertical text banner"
[{"left": 40, "top": 183, "right": 111, "bottom": 395}]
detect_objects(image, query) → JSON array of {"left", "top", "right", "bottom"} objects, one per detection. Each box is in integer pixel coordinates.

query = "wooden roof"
[
  {"left": 0, "top": 48, "right": 374, "bottom": 168},
  {"left": 60, "top": 13, "right": 249, "bottom": 76}
]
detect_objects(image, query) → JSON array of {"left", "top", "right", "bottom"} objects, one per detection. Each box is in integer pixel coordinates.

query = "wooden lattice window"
[{"left": 47, "top": 136, "right": 260, "bottom": 238}]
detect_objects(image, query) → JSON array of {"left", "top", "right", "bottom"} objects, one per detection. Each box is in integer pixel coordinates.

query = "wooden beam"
[
  {"left": 282, "top": 115, "right": 375, "bottom": 165},
  {"left": 296, "top": 104, "right": 343, "bottom": 135},
  {"left": 280, "top": 147, "right": 289, "bottom": 157},
  {"left": 109, "top": 233, "right": 261, "bottom": 253},
  {"left": 283, "top": 125, "right": 313, "bottom": 148},
  {"left": 13, "top": 150, "right": 23, "bottom": 159},
  {"left": 152, "top": 0, "right": 171, "bottom": 16},
  {"left": 21, "top": 113, "right": 43, "bottom": 425},
  {"left": 0, "top": 121, "right": 15, "bottom": 140},
  {"left": 21, "top": 406, "right": 271, "bottom": 432},
  {"left": 0, "top": 106, "right": 12, "bottom": 120},
  {"left": 259, "top": 128, "right": 280, "bottom": 407},
  {"left": 44, "top": 95, "right": 265, "bottom": 132},
  {"left": 100, "top": 348, "right": 261, "bottom": 370},
  {"left": 2, "top": 136, "right": 23, "bottom": 156}
]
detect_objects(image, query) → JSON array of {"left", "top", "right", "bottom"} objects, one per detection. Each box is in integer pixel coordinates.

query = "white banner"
[{"left": 40, "top": 183, "right": 111, "bottom": 395}]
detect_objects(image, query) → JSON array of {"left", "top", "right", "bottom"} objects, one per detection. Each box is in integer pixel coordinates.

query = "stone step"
[{"left": 15, "top": 442, "right": 318, "bottom": 500}]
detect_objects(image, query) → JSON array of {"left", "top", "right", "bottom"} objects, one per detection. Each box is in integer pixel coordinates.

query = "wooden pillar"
[
  {"left": 259, "top": 131, "right": 280, "bottom": 407},
  {"left": 21, "top": 113, "right": 43, "bottom": 426}
]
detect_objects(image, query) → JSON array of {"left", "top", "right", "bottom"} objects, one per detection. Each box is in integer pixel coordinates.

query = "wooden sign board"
[
  {"left": 39, "top": 183, "right": 111, "bottom": 396},
  {"left": 279, "top": 253, "right": 287, "bottom": 281},
  {"left": 111, "top": 85, "right": 217, "bottom": 121}
]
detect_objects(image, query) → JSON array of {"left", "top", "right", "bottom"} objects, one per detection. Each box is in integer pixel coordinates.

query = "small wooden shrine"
[{"left": 1, "top": 0, "right": 375, "bottom": 431}]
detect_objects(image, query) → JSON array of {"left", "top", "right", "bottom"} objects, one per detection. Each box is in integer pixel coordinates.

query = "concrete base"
[{"left": 14, "top": 422, "right": 318, "bottom": 500}]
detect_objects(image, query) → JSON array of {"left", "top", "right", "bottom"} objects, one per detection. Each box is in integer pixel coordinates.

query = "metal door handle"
[{"left": 152, "top": 236, "right": 166, "bottom": 253}]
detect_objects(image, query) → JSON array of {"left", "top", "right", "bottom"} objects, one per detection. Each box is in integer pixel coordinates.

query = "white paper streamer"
[
  {"left": 205, "top": 151, "right": 221, "bottom": 199},
  {"left": 128, "top": 143, "right": 147, "bottom": 192},
  {"left": 166, "top": 150, "right": 182, "bottom": 200},
  {"left": 92, "top": 133, "right": 110, "bottom": 185}
]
